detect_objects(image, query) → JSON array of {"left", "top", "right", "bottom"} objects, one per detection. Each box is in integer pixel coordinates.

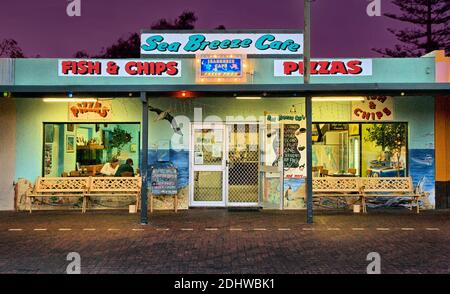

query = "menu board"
[
  {"left": 283, "top": 123, "right": 306, "bottom": 178},
  {"left": 151, "top": 167, "right": 177, "bottom": 195}
]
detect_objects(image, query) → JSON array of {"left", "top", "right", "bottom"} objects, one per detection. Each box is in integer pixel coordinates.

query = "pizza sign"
[
  {"left": 69, "top": 101, "right": 112, "bottom": 121},
  {"left": 352, "top": 96, "right": 394, "bottom": 121}
]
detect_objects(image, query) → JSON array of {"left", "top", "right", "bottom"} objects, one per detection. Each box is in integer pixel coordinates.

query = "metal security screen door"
[
  {"left": 190, "top": 123, "right": 260, "bottom": 207},
  {"left": 190, "top": 123, "right": 226, "bottom": 206},
  {"left": 226, "top": 123, "right": 260, "bottom": 206}
]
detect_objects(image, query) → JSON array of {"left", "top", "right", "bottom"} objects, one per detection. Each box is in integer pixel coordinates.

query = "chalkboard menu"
[
  {"left": 282, "top": 123, "right": 307, "bottom": 178},
  {"left": 283, "top": 124, "right": 302, "bottom": 168},
  {"left": 151, "top": 167, "right": 177, "bottom": 195}
]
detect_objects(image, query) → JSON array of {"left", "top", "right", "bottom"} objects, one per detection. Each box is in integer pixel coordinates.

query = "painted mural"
[{"left": 409, "top": 149, "right": 435, "bottom": 208}]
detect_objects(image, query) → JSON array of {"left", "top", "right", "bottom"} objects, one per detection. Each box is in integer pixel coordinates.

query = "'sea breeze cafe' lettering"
[
  {"left": 140, "top": 33, "right": 303, "bottom": 55},
  {"left": 58, "top": 59, "right": 181, "bottom": 77},
  {"left": 274, "top": 59, "right": 373, "bottom": 76}
]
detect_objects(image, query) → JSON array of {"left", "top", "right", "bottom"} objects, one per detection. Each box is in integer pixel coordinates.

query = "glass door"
[
  {"left": 226, "top": 123, "right": 260, "bottom": 207},
  {"left": 190, "top": 123, "right": 226, "bottom": 207}
]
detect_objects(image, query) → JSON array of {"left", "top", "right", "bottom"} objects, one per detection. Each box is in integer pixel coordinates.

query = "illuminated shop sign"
[
  {"left": 200, "top": 55, "right": 242, "bottom": 77},
  {"left": 69, "top": 101, "right": 112, "bottom": 121},
  {"left": 140, "top": 33, "right": 303, "bottom": 55},
  {"left": 274, "top": 59, "right": 373, "bottom": 76},
  {"left": 196, "top": 54, "right": 246, "bottom": 83},
  {"left": 58, "top": 59, "right": 181, "bottom": 77}
]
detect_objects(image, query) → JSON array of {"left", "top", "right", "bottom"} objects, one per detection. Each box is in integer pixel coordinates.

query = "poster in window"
[
  {"left": 283, "top": 122, "right": 307, "bottom": 179},
  {"left": 194, "top": 152, "right": 204, "bottom": 165},
  {"left": 66, "top": 135, "right": 75, "bottom": 153},
  {"left": 44, "top": 124, "right": 54, "bottom": 143},
  {"left": 44, "top": 143, "right": 53, "bottom": 176},
  {"left": 212, "top": 143, "right": 222, "bottom": 158}
]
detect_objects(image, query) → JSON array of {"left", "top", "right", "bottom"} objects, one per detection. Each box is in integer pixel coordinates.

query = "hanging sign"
[
  {"left": 68, "top": 101, "right": 112, "bottom": 121},
  {"left": 141, "top": 33, "right": 303, "bottom": 55},
  {"left": 58, "top": 59, "right": 181, "bottom": 77},
  {"left": 274, "top": 59, "right": 372, "bottom": 76},
  {"left": 352, "top": 96, "right": 394, "bottom": 121}
]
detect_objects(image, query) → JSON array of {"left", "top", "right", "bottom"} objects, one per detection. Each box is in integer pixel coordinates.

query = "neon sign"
[
  {"left": 200, "top": 57, "right": 242, "bottom": 77},
  {"left": 196, "top": 54, "right": 246, "bottom": 83},
  {"left": 68, "top": 101, "right": 112, "bottom": 121}
]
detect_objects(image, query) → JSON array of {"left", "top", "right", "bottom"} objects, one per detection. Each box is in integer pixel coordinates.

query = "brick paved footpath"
[{"left": 0, "top": 209, "right": 448, "bottom": 274}]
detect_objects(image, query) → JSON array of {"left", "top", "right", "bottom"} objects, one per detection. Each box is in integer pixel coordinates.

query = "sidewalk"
[{"left": 0, "top": 209, "right": 448, "bottom": 273}]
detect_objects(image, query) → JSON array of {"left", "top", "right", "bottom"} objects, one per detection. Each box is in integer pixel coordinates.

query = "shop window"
[
  {"left": 42, "top": 123, "right": 140, "bottom": 177},
  {"left": 361, "top": 123, "right": 408, "bottom": 177},
  {"left": 312, "top": 122, "right": 407, "bottom": 177}
]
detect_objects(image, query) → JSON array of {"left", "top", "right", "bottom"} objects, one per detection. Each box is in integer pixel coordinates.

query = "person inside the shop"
[
  {"left": 115, "top": 158, "right": 135, "bottom": 177},
  {"left": 99, "top": 158, "right": 120, "bottom": 176}
]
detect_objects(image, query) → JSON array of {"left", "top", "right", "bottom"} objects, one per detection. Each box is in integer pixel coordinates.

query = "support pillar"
[
  {"left": 140, "top": 92, "right": 149, "bottom": 224},
  {"left": 304, "top": 0, "right": 313, "bottom": 223}
]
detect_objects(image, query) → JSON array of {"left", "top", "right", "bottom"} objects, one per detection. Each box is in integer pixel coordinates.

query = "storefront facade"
[{"left": 0, "top": 30, "right": 449, "bottom": 213}]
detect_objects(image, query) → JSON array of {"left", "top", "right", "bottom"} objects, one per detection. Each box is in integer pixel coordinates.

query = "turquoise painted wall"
[
  {"left": 13, "top": 57, "right": 435, "bottom": 86},
  {"left": 147, "top": 96, "right": 433, "bottom": 150}
]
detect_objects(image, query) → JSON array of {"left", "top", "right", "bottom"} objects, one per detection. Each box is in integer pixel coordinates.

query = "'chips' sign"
[{"left": 352, "top": 96, "right": 394, "bottom": 121}]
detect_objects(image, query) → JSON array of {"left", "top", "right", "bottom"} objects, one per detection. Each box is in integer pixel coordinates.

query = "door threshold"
[{"left": 227, "top": 207, "right": 262, "bottom": 212}]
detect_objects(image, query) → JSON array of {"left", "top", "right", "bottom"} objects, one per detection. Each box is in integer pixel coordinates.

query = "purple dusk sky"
[{"left": 0, "top": 0, "right": 408, "bottom": 58}]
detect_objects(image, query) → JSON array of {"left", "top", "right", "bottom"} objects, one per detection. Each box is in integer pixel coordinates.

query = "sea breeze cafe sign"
[
  {"left": 274, "top": 59, "right": 373, "bottom": 76},
  {"left": 58, "top": 59, "right": 181, "bottom": 77},
  {"left": 140, "top": 33, "right": 303, "bottom": 55}
]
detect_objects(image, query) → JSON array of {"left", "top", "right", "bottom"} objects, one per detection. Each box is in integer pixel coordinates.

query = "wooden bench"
[
  {"left": 312, "top": 176, "right": 424, "bottom": 213},
  {"left": 86, "top": 177, "right": 141, "bottom": 213},
  {"left": 26, "top": 176, "right": 141, "bottom": 213},
  {"left": 26, "top": 177, "right": 90, "bottom": 213},
  {"left": 360, "top": 177, "right": 422, "bottom": 213},
  {"left": 312, "top": 177, "right": 364, "bottom": 210}
]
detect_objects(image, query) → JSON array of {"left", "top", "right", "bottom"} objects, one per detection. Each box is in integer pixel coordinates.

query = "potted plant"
[
  {"left": 110, "top": 126, "right": 132, "bottom": 157},
  {"left": 366, "top": 123, "right": 407, "bottom": 176}
]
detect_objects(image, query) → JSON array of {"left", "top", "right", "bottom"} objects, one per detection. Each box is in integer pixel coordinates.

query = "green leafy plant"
[
  {"left": 366, "top": 123, "right": 407, "bottom": 176},
  {"left": 110, "top": 126, "right": 132, "bottom": 156}
]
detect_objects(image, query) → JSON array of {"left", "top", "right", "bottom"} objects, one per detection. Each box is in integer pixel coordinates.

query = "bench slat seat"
[
  {"left": 85, "top": 177, "right": 141, "bottom": 212},
  {"left": 26, "top": 176, "right": 141, "bottom": 213},
  {"left": 360, "top": 177, "right": 421, "bottom": 213},
  {"left": 312, "top": 177, "right": 364, "bottom": 209},
  {"left": 312, "top": 176, "right": 423, "bottom": 213},
  {"left": 26, "top": 177, "right": 89, "bottom": 213}
]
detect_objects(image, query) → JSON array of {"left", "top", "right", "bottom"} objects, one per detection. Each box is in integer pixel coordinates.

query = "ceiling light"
[
  {"left": 43, "top": 98, "right": 98, "bottom": 103},
  {"left": 312, "top": 97, "right": 365, "bottom": 102},
  {"left": 236, "top": 96, "right": 262, "bottom": 100}
]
